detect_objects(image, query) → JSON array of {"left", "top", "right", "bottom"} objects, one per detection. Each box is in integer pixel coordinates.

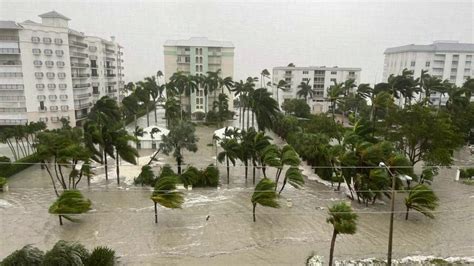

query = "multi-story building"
[
  {"left": 0, "top": 11, "right": 124, "bottom": 128},
  {"left": 164, "top": 37, "right": 234, "bottom": 116},
  {"left": 272, "top": 65, "right": 361, "bottom": 113},
  {"left": 383, "top": 41, "right": 474, "bottom": 105}
]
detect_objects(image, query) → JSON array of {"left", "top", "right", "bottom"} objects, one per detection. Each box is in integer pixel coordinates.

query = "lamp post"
[{"left": 379, "top": 162, "right": 395, "bottom": 266}]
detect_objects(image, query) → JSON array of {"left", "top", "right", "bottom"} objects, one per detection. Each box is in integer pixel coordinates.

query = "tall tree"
[
  {"left": 159, "top": 121, "right": 198, "bottom": 174},
  {"left": 404, "top": 184, "right": 439, "bottom": 220},
  {"left": 217, "top": 138, "right": 240, "bottom": 184},
  {"left": 327, "top": 202, "right": 357, "bottom": 266},
  {"left": 252, "top": 88, "right": 279, "bottom": 131},
  {"left": 251, "top": 178, "right": 280, "bottom": 222},
  {"left": 151, "top": 175, "right": 184, "bottom": 224},
  {"left": 297, "top": 80, "right": 313, "bottom": 102}
]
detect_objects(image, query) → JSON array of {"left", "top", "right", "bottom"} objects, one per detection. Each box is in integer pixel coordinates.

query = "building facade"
[
  {"left": 0, "top": 11, "right": 124, "bottom": 128},
  {"left": 272, "top": 65, "right": 361, "bottom": 113},
  {"left": 383, "top": 41, "right": 474, "bottom": 105},
  {"left": 164, "top": 37, "right": 234, "bottom": 115}
]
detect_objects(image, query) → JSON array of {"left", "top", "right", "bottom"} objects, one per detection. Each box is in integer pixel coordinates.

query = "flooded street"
[{"left": 1, "top": 108, "right": 473, "bottom": 265}]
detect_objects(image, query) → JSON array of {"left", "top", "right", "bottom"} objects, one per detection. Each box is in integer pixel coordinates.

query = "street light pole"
[{"left": 380, "top": 162, "right": 395, "bottom": 266}]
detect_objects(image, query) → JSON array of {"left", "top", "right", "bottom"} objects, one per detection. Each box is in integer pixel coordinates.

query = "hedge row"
[{"left": 0, "top": 153, "right": 40, "bottom": 178}]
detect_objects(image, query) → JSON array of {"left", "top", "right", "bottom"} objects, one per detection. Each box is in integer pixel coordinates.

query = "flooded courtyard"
[{"left": 1, "top": 108, "right": 473, "bottom": 265}]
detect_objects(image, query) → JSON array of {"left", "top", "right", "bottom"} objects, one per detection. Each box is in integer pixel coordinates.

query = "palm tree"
[
  {"left": 245, "top": 77, "right": 258, "bottom": 129},
  {"left": 159, "top": 121, "right": 198, "bottom": 174},
  {"left": 164, "top": 97, "right": 181, "bottom": 128},
  {"left": 273, "top": 79, "right": 288, "bottom": 109},
  {"left": 110, "top": 127, "right": 138, "bottom": 184},
  {"left": 217, "top": 138, "right": 240, "bottom": 184},
  {"left": 274, "top": 145, "right": 300, "bottom": 190},
  {"left": 251, "top": 178, "right": 280, "bottom": 222},
  {"left": 327, "top": 202, "right": 357, "bottom": 266},
  {"left": 49, "top": 190, "right": 91, "bottom": 226},
  {"left": 143, "top": 76, "right": 160, "bottom": 123},
  {"left": 121, "top": 94, "right": 140, "bottom": 127},
  {"left": 404, "top": 184, "right": 439, "bottom": 220},
  {"left": 260, "top": 69, "right": 270, "bottom": 88},
  {"left": 212, "top": 93, "right": 231, "bottom": 128},
  {"left": 327, "top": 81, "right": 345, "bottom": 121},
  {"left": 297, "top": 80, "right": 313, "bottom": 102},
  {"left": 252, "top": 88, "right": 279, "bottom": 132},
  {"left": 232, "top": 80, "right": 246, "bottom": 127},
  {"left": 134, "top": 85, "right": 151, "bottom": 127},
  {"left": 151, "top": 175, "right": 184, "bottom": 224},
  {"left": 278, "top": 167, "right": 304, "bottom": 195}
]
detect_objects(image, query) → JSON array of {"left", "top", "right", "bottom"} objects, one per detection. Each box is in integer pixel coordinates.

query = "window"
[
  {"left": 349, "top": 71, "right": 355, "bottom": 75},
  {"left": 184, "top": 47, "right": 190, "bottom": 52},
  {"left": 91, "top": 69, "right": 98, "bottom": 77},
  {"left": 54, "top": 38, "right": 63, "bottom": 45},
  {"left": 33, "top": 60, "right": 42, "bottom": 67},
  {"left": 314, "top": 70, "right": 325, "bottom": 75},
  {"left": 302, "top": 71, "right": 308, "bottom": 74},
  {"left": 60, "top": 94, "right": 68, "bottom": 100},
  {"left": 61, "top": 105, "right": 69, "bottom": 111},
  {"left": 32, "top": 48, "right": 41, "bottom": 55},
  {"left": 56, "top": 61, "right": 65, "bottom": 68},
  {"left": 410, "top": 61, "right": 416, "bottom": 67},
  {"left": 314, "top": 77, "right": 324, "bottom": 82},
  {"left": 195, "top": 48, "right": 199, "bottom": 54},
  {"left": 330, "top": 78, "right": 336, "bottom": 83},
  {"left": 50, "top": 106, "right": 58, "bottom": 111},
  {"left": 39, "top": 117, "right": 48, "bottom": 122},
  {"left": 43, "top": 37, "right": 52, "bottom": 44},
  {"left": 31, "top": 37, "right": 40, "bottom": 43},
  {"left": 93, "top": 86, "right": 99, "bottom": 94},
  {"left": 36, "top": 84, "right": 45, "bottom": 89},
  {"left": 37, "top": 95, "right": 46, "bottom": 100},
  {"left": 196, "top": 65, "right": 199, "bottom": 72},
  {"left": 426, "top": 61, "right": 430, "bottom": 67},
  {"left": 199, "top": 65, "right": 203, "bottom": 72},
  {"left": 45, "top": 61, "right": 54, "bottom": 67},
  {"left": 49, "top": 95, "right": 57, "bottom": 101},
  {"left": 59, "top": 84, "right": 67, "bottom": 89},
  {"left": 35, "top": 72, "right": 44, "bottom": 78},
  {"left": 51, "top": 117, "right": 59, "bottom": 123},
  {"left": 58, "top": 72, "right": 66, "bottom": 79},
  {"left": 39, "top": 101, "right": 45, "bottom": 111},
  {"left": 185, "top": 56, "right": 190, "bottom": 63},
  {"left": 55, "top": 50, "right": 64, "bottom": 57},
  {"left": 89, "top": 46, "right": 97, "bottom": 52},
  {"left": 46, "top": 72, "right": 55, "bottom": 79},
  {"left": 302, "top": 78, "right": 309, "bottom": 81},
  {"left": 90, "top": 60, "right": 97, "bottom": 68},
  {"left": 285, "top": 71, "right": 292, "bottom": 75},
  {"left": 331, "top": 71, "right": 337, "bottom": 75},
  {"left": 44, "top": 49, "right": 53, "bottom": 56},
  {"left": 48, "top": 84, "right": 56, "bottom": 89}
]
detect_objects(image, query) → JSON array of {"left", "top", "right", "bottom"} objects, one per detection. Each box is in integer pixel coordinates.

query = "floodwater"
[{"left": 1, "top": 107, "right": 473, "bottom": 265}]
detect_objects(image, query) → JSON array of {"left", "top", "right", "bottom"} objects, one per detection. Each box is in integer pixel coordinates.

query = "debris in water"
[{"left": 206, "top": 215, "right": 210, "bottom": 221}]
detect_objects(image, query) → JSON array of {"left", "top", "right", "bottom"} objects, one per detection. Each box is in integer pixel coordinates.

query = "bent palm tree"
[
  {"left": 49, "top": 190, "right": 91, "bottom": 226},
  {"left": 278, "top": 166, "right": 304, "bottom": 194},
  {"left": 404, "top": 184, "right": 439, "bottom": 220},
  {"left": 251, "top": 178, "right": 280, "bottom": 222},
  {"left": 151, "top": 175, "right": 184, "bottom": 224},
  {"left": 217, "top": 138, "right": 240, "bottom": 184},
  {"left": 327, "top": 202, "right": 357, "bottom": 266},
  {"left": 297, "top": 80, "right": 313, "bottom": 102}
]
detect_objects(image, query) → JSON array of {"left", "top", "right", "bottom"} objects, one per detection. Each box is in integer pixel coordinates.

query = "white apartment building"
[
  {"left": 164, "top": 37, "right": 234, "bottom": 116},
  {"left": 0, "top": 11, "right": 124, "bottom": 128},
  {"left": 272, "top": 65, "right": 361, "bottom": 113},
  {"left": 383, "top": 41, "right": 474, "bottom": 105}
]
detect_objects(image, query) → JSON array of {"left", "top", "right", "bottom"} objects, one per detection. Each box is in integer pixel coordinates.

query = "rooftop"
[
  {"left": 385, "top": 41, "right": 474, "bottom": 54},
  {"left": 273, "top": 66, "right": 361, "bottom": 71},
  {"left": 38, "top": 11, "right": 70, "bottom": 21},
  {"left": 0, "top": 21, "right": 22, "bottom": 30},
  {"left": 164, "top": 37, "right": 234, "bottom": 48}
]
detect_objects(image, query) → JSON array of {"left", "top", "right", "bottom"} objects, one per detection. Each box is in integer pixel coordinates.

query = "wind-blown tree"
[
  {"left": 297, "top": 80, "right": 313, "bottom": 102},
  {"left": 272, "top": 79, "right": 288, "bottom": 109},
  {"left": 164, "top": 97, "right": 181, "bottom": 128},
  {"left": 245, "top": 77, "right": 258, "bottom": 129},
  {"left": 218, "top": 138, "right": 240, "bottom": 184},
  {"left": 232, "top": 80, "right": 247, "bottom": 127},
  {"left": 49, "top": 190, "right": 92, "bottom": 226},
  {"left": 151, "top": 175, "right": 184, "bottom": 224},
  {"left": 278, "top": 166, "right": 304, "bottom": 194},
  {"left": 404, "top": 184, "right": 439, "bottom": 220},
  {"left": 121, "top": 93, "right": 140, "bottom": 127},
  {"left": 110, "top": 127, "right": 138, "bottom": 184},
  {"left": 281, "top": 98, "right": 310, "bottom": 118},
  {"left": 251, "top": 178, "right": 280, "bottom": 222},
  {"left": 42, "top": 240, "right": 90, "bottom": 265},
  {"left": 0, "top": 245, "right": 44, "bottom": 265},
  {"left": 134, "top": 84, "right": 151, "bottom": 127},
  {"left": 327, "top": 80, "right": 345, "bottom": 120},
  {"left": 143, "top": 76, "right": 161, "bottom": 123},
  {"left": 159, "top": 121, "right": 198, "bottom": 174},
  {"left": 212, "top": 93, "right": 232, "bottom": 127},
  {"left": 327, "top": 202, "right": 358, "bottom": 266},
  {"left": 260, "top": 69, "right": 270, "bottom": 88},
  {"left": 252, "top": 88, "right": 279, "bottom": 131},
  {"left": 249, "top": 129, "right": 272, "bottom": 183}
]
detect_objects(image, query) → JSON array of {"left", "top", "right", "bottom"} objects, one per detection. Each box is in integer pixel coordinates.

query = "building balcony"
[
  {"left": 106, "top": 74, "right": 116, "bottom": 78},
  {"left": 105, "top": 65, "right": 116, "bottom": 69},
  {"left": 70, "top": 52, "right": 88, "bottom": 58},
  {"left": 106, "top": 81, "right": 117, "bottom": 85},
  {"left": 0, "top": 48, "right": 20, "bottom": 54},
  {"left": 0, "top": 118, "right": 27, "bottom": 125},
  {"left": 74, "top": 102, "right": 92, "bottom": 110},
  {"left": 107, "top": 89, "right": 118, "bottom": 93},
  {"left": 0, "top": 96, "right": 25, "bottom": 102},
  {"left": 69, "top": 41, "right": 88, "bottom": 48},
  {"left": 105, "top": 48, "right": 115, "bottom": 54},
  {"left": 71, "top": 63, "right": 89, "bottom": 68},
  {"left": 0, "top": 36, "right": 19, "bottom": 42},
  {"left": 75, "top": 112, "right": 88, "bottom": 120},
  {"left": 74, "top": 93, "right": 92, "bottom": 99},
  {"left": 72, "top": 73, "right": 90, "bottom": 79},
  {"left": 105, "top": 57, "right": 115, "bottom": 61},
  {"left": 73, "top": 83, "right": 91, "bottom": 88},
  {"left": 0, "top": 60, "right": 21, "bottom": 66}
]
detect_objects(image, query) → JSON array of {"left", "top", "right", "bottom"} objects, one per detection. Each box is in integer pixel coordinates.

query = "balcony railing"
[
  {"left": 0, "top": 119, "right": 28, "bottom": 125},
  {"left": 0, "top": 96, "right": 25, "bottom": 101},
  {"left": 71, "top": 74, "right": 90, "bottom": 78},
  {"left": 0, "top": 60, "right": 21, "bottom": 66},
  {"left": 75, "top": 112, "right": 88, "bottom": 119},
  {"left": 105, "top": 65, "right": 116, "bottom": 69},
  {"left": 69, "top": 41, "right": 88, "bottom": 48},
  {"left": 71, "top": 63, "right": 89, "bottom": 68},
  {"left": 70, "top": 52, "right": 88, "bottom": 58},
  {"left": 106, "top": 81, "right": 117, "bottom": 85},
  {"left": 74, "top": 93, "right": 92, "bottom": 99},
  {"left": 0, "top": 36, "right": 19, "bottom": 42},
  {"left": 105, "top": 49, "right": 115, "bottom": 54},
  {"left": 107, "top": 89, "right": 118, "bottom": 93},
  {"left": 73, "top": 83, "right": 91, "bottom": 88},
  {"left": 105, "top": 57, "right": 115, "bottom": 61},
  {"left": 106, "top": 74, "right": 116, "bottom": 78},
  {"left": 0, "top": 48, "right": 20, "bottom": 54},
  {"left": 74, "top": 102, "right": 92, "bottom": 109}
]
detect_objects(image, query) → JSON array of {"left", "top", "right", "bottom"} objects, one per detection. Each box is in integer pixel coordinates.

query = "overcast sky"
[{"left": 1, "top": 0, "right": 472, "bottom": 84}]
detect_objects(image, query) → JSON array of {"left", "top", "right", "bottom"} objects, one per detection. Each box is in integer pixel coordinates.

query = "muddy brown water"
[{"left": 1, "top": 108, "right": 473, "bottom": 265}]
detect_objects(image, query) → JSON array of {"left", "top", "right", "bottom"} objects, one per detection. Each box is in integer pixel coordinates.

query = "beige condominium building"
[
  {"left": 0, "top": 11, "right": 124, "bottom": 128},
  {"left": 383, "top": 41, "right": 474, "bottom": 106},
  {"left": 164, "top": 37, "right": 234, "bottom": 116}
]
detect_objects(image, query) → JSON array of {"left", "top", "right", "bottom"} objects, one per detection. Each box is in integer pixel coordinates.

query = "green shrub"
[
  {"left": 0, "top": 245, "right": 44, "bottom": 266},
  {"left": 460, "top": 168, "right": 474, "bottom": 179},
  {"left": 0, "top": 153, "right": 40, "bottom": 178},
  {"left": 159, "top": 165, "right": 176, "bottom": 179},
  {"left": 0, "top": 177, "right": 7, "bottom": 191},
  {"left": 134, "top": 165, "right": 155, "bottom": 186},
  {"left": 195, "top": 164, "right": 219, "bottom": 187},
  {"left": 181, "top": 166, "right": 200, "bottom": 188},
  {"left": 86, "top": 246, "right": 115, "bottom": 266},
  {"left": 42, "top": 240, "right": 90, "bottom": 266},
  {"left": 194, "top": 111, "right": 206, "bottom": 121}
]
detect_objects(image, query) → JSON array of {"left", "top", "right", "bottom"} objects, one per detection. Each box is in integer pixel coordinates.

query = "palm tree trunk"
[
  {"left": 146, "top": 106, "right": 150, "bottom": 127},
  {"left": 154, "top": 101, "right": 158, "bottom": 123},
  {"left": 252, "top": 112, "right": 254, "bottom": 128},
  {"left": 239, "top": 103, "right": 242, "bottom": 127},
  {"left": 247, "top": 106, "right": 250, "bottom": 130},
  {"left": 177, "top": 157, "right": 182, "bottom": 175},
  {"left": 59, "top": 215, "right": 63, "bottom": 226},
  {"left": 154, "top": 202, "right": 158, "bottom": 224},
  {"left": 116, "top": 149, "right": 120, "bottom": 185},
  {"left": 104, "top": 151, "right": 108, "bottom": 181},
  {"left": 244, "top": 162, "right": 248, "bottom": 181},
  {"left": 275, "top": 168, "right": 282, "bottom": 191},
  {"left": 226, "top": 156, "right": 230, "bottom": 184},
  {"left": 252, "top": 203, "right": 257, "bottom": 222},
  {"left": 278, "top": 177, "right": 287, "bottom": 195},
  {"left": 329, "top": 229, "right": 337, "bottom": 266},
  {"left": 405, "top": 206, "right": 410, "bottom": 220},
  {"left": 252, "top": 163, "right": 256, "bottom": 184}
]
